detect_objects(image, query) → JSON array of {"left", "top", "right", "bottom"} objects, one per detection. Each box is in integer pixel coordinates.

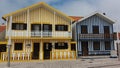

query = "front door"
[
  {"left": 81, "top": 41, "right": 88, "bottom": 56},
  {"left": 32, "top": 43, "right": 40, "bottom": 59},
  {"left": 43, "top": 43, "right": 52, "bottom": 60}
]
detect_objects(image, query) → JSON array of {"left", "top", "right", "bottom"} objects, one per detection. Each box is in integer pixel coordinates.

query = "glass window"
[
  {"left": 93, "top": 26, "right": 99, "bottom": 34},
  {"left": 105, "top": 41, "right": 111, "bottom": 50},
  {"left": 55, "top": 25, "right": 68, "bottom": 31},
  {"left": 14, "top": 43, "right": 23, "bottom": 50},
  {"left": 55, "top": 42, "right": 68, "bottom": 49},
  {"left": 12, "top": 23, "right": 27, "bottom": 30},
  {"left": 93, "top": 41, "right": 100, "bottom": 50},
  {"left": 81, "top": 25, "right": 88, "bottom": 34}
]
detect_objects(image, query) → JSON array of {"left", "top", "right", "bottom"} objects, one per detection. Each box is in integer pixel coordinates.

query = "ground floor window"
[
  {"left": 71, "top": 44, "right": 76, "bottom": 51},
  {"left": 105, "top": 41, "right": 111, "bottom": 50},
  {"left": 0, "top": 44, "right": 6, "bottom": 52},
  {"left": 55, "top": 42, "right": 68, "bottom": 49},
  {"left": 93, "top": 41, "right": 100, "bottom": 50},
  {"left": 14, "top": 43, "right": 23, "bottom": 50}
]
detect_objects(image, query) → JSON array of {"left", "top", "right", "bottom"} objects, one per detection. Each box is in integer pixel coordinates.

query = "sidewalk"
[{"left": 0, "top": 57, "right": 120, "bottom": 68}]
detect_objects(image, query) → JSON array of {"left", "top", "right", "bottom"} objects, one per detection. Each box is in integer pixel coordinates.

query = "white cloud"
[
  {"left": 56, "top": 0, "right": 120, "bottom": 32},
  {"left": 0, "top": 0, "right": 120, "bottom": 32},
  {"left": 58, "top": 0, "right": 96, "bottom": 16}
]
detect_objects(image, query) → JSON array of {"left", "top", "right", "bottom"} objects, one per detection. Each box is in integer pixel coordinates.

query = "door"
[
  {"left": 43, "top": 43, "right": 52, "bottom": 60},
  {"left": 32, "top": 43, "right": 40, "bottom": 59},
  {"left": 81, "top": 41, "right": 88, "bottom": 56},
  {"left": 104, "top": 26, "right": 110, "bottom": 38}
]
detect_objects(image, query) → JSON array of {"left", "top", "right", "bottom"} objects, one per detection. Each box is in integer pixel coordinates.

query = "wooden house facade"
[
  {"left": 73, "top": 12, "right": 115, "bottom": 56},
  {"left": 0, "top": 2, "right": 76, "bottom": 62}
]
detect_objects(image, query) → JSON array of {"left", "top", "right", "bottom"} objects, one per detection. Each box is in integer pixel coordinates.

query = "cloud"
[
  {"left": 57, "top": 0, "right": 96, "bottom": 16},
  {"left": 0, "top": 0, "right": 56, "bottom": 23},
  {"left": 55, "top": 0, "right": 120, "bottom": 32},
  {"left": 0, "top": 0, "right": 120, "bottom": 31}
]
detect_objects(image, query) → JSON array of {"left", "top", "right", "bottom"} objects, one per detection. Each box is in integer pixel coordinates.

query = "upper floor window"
[
  {"left": 93, "top": 26, "right": 99, "bottom": 34},
  {"left": 81, "top": 25, "right": 88, "bottom": 34},
  {"left": 31, "top": 24, "right": 41, "bottom": 31},
  {"left": 12, "top": 23, "right": 27, "bottom": 30},
  {"left": 55, "top": 25, "right": 68, "bottom": 31},
  {"left": 43, "top": 24, "right": 52, "bottom": 31},
  {"left": 104, "top": 26, "right": 110, "bottom": 34}
]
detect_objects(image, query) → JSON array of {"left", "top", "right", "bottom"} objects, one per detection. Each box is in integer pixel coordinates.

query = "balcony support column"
[{"left": 27, "top": 9, "right": 30, "bottom": 37}]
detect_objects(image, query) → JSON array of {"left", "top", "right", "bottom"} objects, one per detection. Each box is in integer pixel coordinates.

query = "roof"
[
  {"left": 0, "top": 25, "right": 6, "bottom": 32},
  {"left": 76, "top": 11, "right": 116, "bottom": 24},
  {"left": 69, "top": 16, "right": 83, "bottom": 21},
  {"left": 2, "top": 2, "right": 73, "bottom": 21}
]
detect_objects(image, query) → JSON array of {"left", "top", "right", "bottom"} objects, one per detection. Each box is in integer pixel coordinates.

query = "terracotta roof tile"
[
  {"left": 0, "top": 25, "right": 6, "bottom": 32},
  {"left": 69, "top": 16, "right": 83, "bottom": 21}
]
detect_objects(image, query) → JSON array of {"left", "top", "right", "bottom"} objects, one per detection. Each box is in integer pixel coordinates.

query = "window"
[
  {"left": 31, "top": 24, "right": 41, "bottom": 31},
  {"left": 12, "top": 23, "right": 27, "bottom": 30},
  {"left": 81, "top": 25, "right": 88, "bottom": 34},
  {"left": 105, "top": 41, "right": 111, "bottom": 50},
  {"left": 71, "top": 44, "right": 76, "bottom": 51},
  {"left": 0, "top": 44, "right": 6, "bottom": 52},
  {"left": 93, "top": 26, "right": 99, "bottom": 34},
  {"left": 55, "top": 42, "right": 68, "bottom": 49},
  {"left": 14, "top": 43, "right": 23, "bottom": 50},
  {"left": 93, "top": 41, "right": 100, "bottom": 50},
  {"left": 43, "top": 24, "right": 52, "bottom": 31},
  {"left": 104, "top": 26, "right": 110, "bottom": 34},
  {"left": 55, "top": 25, "right": 68, "bottom": 31}
]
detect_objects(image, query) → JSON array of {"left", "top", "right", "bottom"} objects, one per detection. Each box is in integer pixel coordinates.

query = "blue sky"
[{"left": 0, "top": 0, "right": 120, "bottom": 31}]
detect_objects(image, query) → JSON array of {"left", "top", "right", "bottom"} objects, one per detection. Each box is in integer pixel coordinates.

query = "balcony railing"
[
  {"left": 6, "top": 31, "right": 71, "bottom": 38},
  {"left": 79, "top": 34, "right": 114, "bottom": 40},
  {"left": 31, "top": 31, "right": 71, "bottom": 38}
]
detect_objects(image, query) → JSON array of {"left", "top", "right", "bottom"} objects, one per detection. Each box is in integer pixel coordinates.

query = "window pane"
[
  {"left": 0, "top": 44, "right": 6, "bottom": 52},
  {"left": 93, "top": 26, "right": 99, "bottom": 34},
  {"left": 55, "top": 42, "right": 68, "bottom": 49},
  {"left": 105, "top": 41, "right": 111, "bottom": 50},
  {"left": 93, "top": 41, "right": 100, "bottom": 50},
  {"left": 55, "top": 25, "right": 68, "bottom": 31},
  {"left": 81, "top": 25, "right": 88, "bottom": 34},
  {"left": 43, "top": 24, "right": 52, "bottom": 31},
  {"left": 14, "top": 43, "right": 23, "bottom": 50},
  {"left": 71, "top": 44, "right": 76, "bottom": 51},
  {"left": 16, "top": 24, "right": 19, "bottom": 30}
]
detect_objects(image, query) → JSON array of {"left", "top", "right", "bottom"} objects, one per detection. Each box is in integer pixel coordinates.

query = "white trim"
[{"left": 75, "top": 11, "right": 116, "bottom": 24}]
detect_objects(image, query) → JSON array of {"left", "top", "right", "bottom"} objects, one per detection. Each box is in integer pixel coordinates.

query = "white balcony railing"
[
  {"left": 31, "top": 31, "right": 71, "bottom": 38},
  {"left": 6, "top": 31, "right": 71, "bottom": 38}
]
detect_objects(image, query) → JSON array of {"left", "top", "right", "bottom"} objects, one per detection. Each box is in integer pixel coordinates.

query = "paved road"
[{"left": 1, "top": 56, "right": 120, "bottom": 68}]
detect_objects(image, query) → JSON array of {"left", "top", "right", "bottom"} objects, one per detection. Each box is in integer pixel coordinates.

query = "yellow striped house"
[{"left": 0, "top": 2, "right": 76, "bottom": 62}]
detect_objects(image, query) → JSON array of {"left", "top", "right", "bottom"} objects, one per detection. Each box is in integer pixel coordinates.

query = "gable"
[
  {"left": 76, "top": 12, "right": 115, "bottom": 25},
  {"left": 79, "top": 15, "right": 113, "bottom": 25},
  {"left": 2, "top": 2, "right": 73, "bottom": 22}
]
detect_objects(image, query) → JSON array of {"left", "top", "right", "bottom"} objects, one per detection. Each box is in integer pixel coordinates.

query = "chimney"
[{"left": 103, "top": 13, "right": 106, "bottom": 15}]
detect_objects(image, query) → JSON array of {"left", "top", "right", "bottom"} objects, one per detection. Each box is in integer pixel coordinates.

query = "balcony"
[
  {"left": 6, "top": 31, "right": 71, "bottom": 39},
  {"left": 31, "top": 31, "right": 71, "bottom": 38},
  {"left": 79, "top": 34, "right": 114, "bottom": 40}
]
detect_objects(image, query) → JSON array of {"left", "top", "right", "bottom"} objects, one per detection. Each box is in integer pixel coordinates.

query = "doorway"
[
  {"left": 81, "top": 41, "right": 88, "bottom": 56},
  {"left": 32, "top": 43, "right": 40, "bottom": 59},
  {"left": 43, "top": 43, "right": 52, "bottom": 60}
]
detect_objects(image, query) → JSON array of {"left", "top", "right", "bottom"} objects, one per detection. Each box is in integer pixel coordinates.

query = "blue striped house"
[{"left": 72, "top": 12, "right": 115, "bottom": 56}]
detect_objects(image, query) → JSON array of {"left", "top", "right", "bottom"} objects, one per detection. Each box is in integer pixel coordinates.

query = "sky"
[{"left": 0, "top": 0, "right": 120, "bottom": 32}]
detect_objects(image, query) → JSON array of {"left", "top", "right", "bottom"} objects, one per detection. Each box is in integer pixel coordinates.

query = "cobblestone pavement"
[{"left": 0, "top": 56, "right": 120, "bottom": 68}]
